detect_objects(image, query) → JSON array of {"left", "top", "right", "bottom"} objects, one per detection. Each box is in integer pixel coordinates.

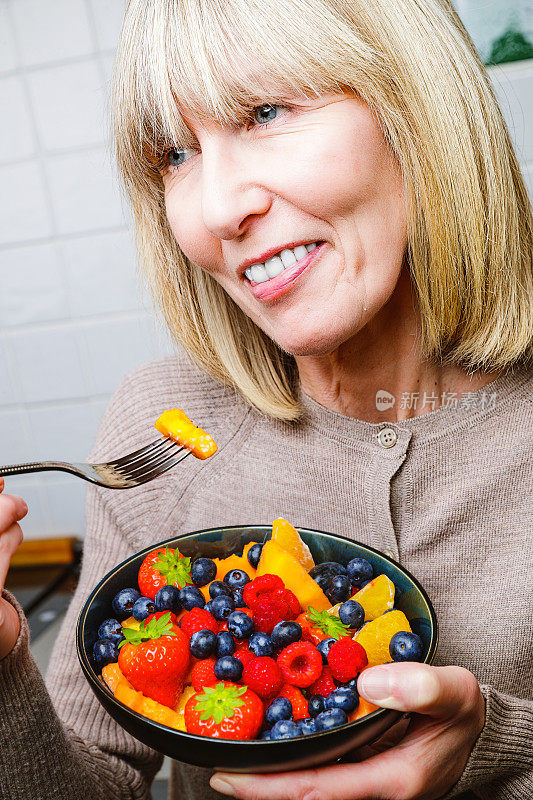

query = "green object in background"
[{"left": 488, "top": 26, "right": 533, "bottom": 64}]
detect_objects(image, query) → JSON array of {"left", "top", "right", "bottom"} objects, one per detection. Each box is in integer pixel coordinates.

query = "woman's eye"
[
  {"left": 165, "top": 147, "right": 196, "bottom": 170},
  {"left": 251, "top": 103, "right": 288, "bottom": 127}
]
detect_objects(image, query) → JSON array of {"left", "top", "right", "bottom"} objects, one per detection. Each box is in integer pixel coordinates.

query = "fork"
[{"left": 0, "top": 438, "right": 190, "bottom": 489}]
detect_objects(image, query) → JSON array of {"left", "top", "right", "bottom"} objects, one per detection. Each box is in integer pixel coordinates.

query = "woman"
[{"left": 0, "top": 0, "right": 531, "bottom": 798}]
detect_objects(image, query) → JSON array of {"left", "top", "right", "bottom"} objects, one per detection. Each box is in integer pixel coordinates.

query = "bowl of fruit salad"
[{"left": 76, "top": 519, "right": 438, "bottom": 773}]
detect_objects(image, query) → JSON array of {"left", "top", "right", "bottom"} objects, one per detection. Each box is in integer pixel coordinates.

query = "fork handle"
[{"left": 0, "top": 461, "right": 73, "bottom": 477}]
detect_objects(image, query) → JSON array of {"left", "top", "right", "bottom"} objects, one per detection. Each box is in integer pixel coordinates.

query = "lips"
[{"left": 245, "top": 242, "right": 328, "bottom": 302}]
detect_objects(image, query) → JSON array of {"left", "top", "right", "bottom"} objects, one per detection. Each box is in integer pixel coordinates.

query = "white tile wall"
[
  {"left": 0, "top": 75, "right": 36, "bottom": 162},
  {"left": 0, "top": 0, "right": 531, "bottom": 543}
]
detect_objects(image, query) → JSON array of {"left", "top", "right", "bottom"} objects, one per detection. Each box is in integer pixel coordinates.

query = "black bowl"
[{"left": 77, "top": 525, "right": 438, "bottom": 773}]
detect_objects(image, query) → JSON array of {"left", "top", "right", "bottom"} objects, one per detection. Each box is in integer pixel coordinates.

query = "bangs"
[{"left": 117, "top": 0, "right": 369, "bottom": 165}]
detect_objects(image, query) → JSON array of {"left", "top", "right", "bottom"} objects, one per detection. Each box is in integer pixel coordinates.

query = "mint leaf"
[{"left": 307, "top": 606, "right": 350, "bottom": 639}]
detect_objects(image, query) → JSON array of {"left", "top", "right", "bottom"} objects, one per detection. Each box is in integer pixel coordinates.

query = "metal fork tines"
[{"left": 0, "top": 437, "right": 190, "bottom": 489}]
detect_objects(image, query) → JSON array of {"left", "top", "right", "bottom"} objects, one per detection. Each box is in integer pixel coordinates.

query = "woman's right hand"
[{"left": 0, "top": 477, "right": 28, "bottom": 660}]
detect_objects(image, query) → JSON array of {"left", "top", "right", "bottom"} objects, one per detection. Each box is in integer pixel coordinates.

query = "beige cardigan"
[{"left": 1, "top": 350, "right": 532, "bottom": 800}]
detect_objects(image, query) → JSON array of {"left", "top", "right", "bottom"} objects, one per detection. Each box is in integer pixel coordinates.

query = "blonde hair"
[{"left": 113, "top": 0, "right": 533, "bottom": 421}]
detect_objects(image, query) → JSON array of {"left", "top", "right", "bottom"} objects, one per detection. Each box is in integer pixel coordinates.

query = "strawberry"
[
  {"left": 118, "top": 611, "right": 190, "bottom": 707},
  {"left": 277, "top": 684, "right": 309, "bottom": 720},
  {"left": 138, "top": 547, "right": 192, "bottom": 599},
  {"left": 296, "top": 607, "right": 352, "bottom": 645},
  {"left": 276, "top": 641, "right": 323, "bottom": 687},
  {"left": 309, "top": 665, "right": 337, "bottom": 696},
  {"left": 242, "top": 657, "right": 283, "bottom": 699},
  {"left": 185, "top": 681, "right": 263, "bottom": 740},
  {"left": 327, "top": 638, "right": 368, "bottom": 682},
  {"left": 180, "top": 607, "right": 218, "bottom": 639},
  {"left": 190, "top": 657, "right": 218, "bottom": 691}
]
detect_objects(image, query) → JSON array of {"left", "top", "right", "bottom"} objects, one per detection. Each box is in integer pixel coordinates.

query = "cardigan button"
[{"left": 377, "top": 427, "right": 398, "bottom": 448}]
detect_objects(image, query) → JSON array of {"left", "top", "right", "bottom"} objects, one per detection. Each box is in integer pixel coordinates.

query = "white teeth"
[
  {"left": 250, "top": 263, "right": 269, "bottom": 283},
  {"left": 244, "top": 242, "right": 322, "bottom": 282},
  {"left": 279, "top": 249, "right": 297, "bottom": 268},
  {"left": 265, "top": 255, "right": 285, "bottom": 277},
  {"left": 294, "top": 245, "right": 308, "bottom": 260}
]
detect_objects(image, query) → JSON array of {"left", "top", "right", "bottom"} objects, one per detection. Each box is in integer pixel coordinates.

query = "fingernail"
[
  {"left": 210, "top": 777, "right": 237, "bottom": 796},
  {"left": 359, "top": 667, "right": 392, "bottom": 703}
]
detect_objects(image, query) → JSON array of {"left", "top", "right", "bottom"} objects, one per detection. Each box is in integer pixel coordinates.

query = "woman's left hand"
[{"left": 209, "top": 662, "right": 485, "bottom": 800}]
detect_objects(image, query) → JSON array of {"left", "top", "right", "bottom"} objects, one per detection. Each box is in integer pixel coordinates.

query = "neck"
[{"left": 295, "top": 268, "right": 501, "bottom": 424}]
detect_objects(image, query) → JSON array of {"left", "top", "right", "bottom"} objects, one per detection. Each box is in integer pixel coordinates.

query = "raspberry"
[
  {"left": 243, "top": 574, "right": 284, "bottom": 609},
  {"left": 242, "top": 657, "right": 283, "bottom": 699},
  {"left": 276, "top": 641, "right": 323, "bottom": 687},
  {"left": 252, "top": 593, "right": 290, "bottom": 634},
  {"left": 181, "top": 607, "right": 218, "bottom": 639},
  {"left": 309, "top": 666, "right": 337, "bottom": 697},
  {"left": 233, "top": 641, "right": 255, "bottom": 668},
  {"left": 277, "top": 684, "right": 309, "bottom": 720},
  {"left": 327, "top": 638, "right": 368, "bottom": 683},
  {"left": 270, "top": 588, "right": 300, "bottom": 618},
  {"left": 190, "top": 657, "right": 217, "bottom": 691}
]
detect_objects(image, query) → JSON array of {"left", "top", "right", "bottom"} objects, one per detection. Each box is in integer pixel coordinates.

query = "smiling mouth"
[{"left": 244, "top": 241, "right": 328, "bottom": 302}]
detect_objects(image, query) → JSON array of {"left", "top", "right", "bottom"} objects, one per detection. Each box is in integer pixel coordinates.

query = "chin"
[{"left": 273, "top": 326, "right": 356, "bottom": 358}]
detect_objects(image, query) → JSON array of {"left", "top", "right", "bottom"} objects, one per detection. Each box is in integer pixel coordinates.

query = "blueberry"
[
  {"left": 178, "top": 585, "right": 206, "bottom": 611},
  {"left": 316, "top": 637, "right": 336, "bottom": 664},
  {"left": 111, "top": 588, "right": 141, "bottom": 620},
  {"left": 307, "top": 694, "right": 327, "bottom": 718},
  {"left": 232, "top": 587, "right": 246, "bottom": 608},
  {"left": 209, "top": 581, "right": 232, "bottom": 599},
  {"left": 346, "top": 557, "right": 373, "bottom": 584},
  {"left": 389, "top": 631, "right": 424, "bottom": 662},
  {"left": 298, "top": 717, "right": 317, "bottom": 735},
  {"left": 338, "top": 600, "right": 365, "bottom": 629},
  {"left": 325, "top": 687, "right": 359, "bottom": 713},
  {"left": 261, "top": 730, "right": 272, "bottom": 740},
  {"left": 326, "top": 575, "right": 351, "bottom": 604},
  {"left": 214, "top": 655, "right": 243, "bottom": 682},
  {"left": 247, "top": 543, "right": 263, "bottom": 569},
  {"left": 314, "top": 708, "right": 349, "bottom": 731},
  {"left": 223, "top": 569, "right": 251, "bottom": 590},
  {"left": 270, "top": 621, "right": 302, "bottom": 650},
  {"left": 270, "top": 719, "right": 300, "bottom": 739},
  {"left": 92, "top": 638, "right": 119, "bottom": 668},
  {"left": 309, "top": 562, "right": 348, "bottom": 579},
  {"left": 190, "top": 628, "right": 217, "bottom": 658},
  {"left": 264, "top": 697, "right": 293, "bottom": 729},
  {"left": 97, "top": 618, "right": 123, "bottom": 643},
  {"left": 132, "top": 596, "right": 156, "bottom": 621},
  {"left": 209, "top": 594, "right": 236, "bottom": 621},
  {"left": 216, "top": 631, "right": 236, "bottom": 657},
  {"left": 155, "top": 585, "right": 182, "bottom": 614},
  {"left": 338, "top": 677, "right": 359, "bottom": 695},
  {"left": 248, "top": 632, "right": 273, "bottom": 657},
  {"left": 204, "top": 600, "right": 216, "bottom": 615},
  {"left": 312, "top": 572, "right": 333, "bottom": 592},
  {"left": 227, "top": 610, "right": 254, "bottom": 639},
  {"left": 191, "top": 557, "right": 217, "bottom": 587}
]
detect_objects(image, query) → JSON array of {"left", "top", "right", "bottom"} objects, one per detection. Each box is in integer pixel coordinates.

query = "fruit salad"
[{"left": 93, "top": 518, "right": 424, "bottom": 741}]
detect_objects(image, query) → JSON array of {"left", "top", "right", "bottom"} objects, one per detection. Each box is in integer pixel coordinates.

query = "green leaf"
[
  {"left": 307, "top": 606, "right": 350, "bottom": 639},
  {"left": 193, "top": 682, "right": 247, "bottom": 725},
  {"left": 117, "top": 611, "right": 176, "bottom": 648},
  {"left": 154, "top": 547, "right": 192, "bottom": 588}
]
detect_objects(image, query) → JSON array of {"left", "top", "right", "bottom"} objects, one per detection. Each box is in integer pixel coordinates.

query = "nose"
[{"left": 200, "top": 134, "right": 272, "bottom": 240}]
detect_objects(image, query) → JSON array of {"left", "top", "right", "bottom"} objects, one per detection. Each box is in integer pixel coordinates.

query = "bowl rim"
[{"left": 76, "top": 523, "right": 439, "bottom": 746}]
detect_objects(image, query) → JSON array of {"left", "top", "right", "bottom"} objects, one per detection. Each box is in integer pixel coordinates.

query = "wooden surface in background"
[{"left": 10, "top": 537, "right": 78, "bottom": 568}]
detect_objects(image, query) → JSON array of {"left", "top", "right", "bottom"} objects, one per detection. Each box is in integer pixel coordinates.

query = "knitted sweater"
[{"left": 1, "top": 350, "right": 532, "bottom": 800}]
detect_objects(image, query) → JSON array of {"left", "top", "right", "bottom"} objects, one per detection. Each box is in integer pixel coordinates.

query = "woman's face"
[{"left": 161, "top": 91, "right": 408, "bottom": 356}]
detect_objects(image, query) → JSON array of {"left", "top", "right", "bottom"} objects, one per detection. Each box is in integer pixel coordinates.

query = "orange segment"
[
  {"left": 121, "top": 616, "right": 141, "bottom": 631},
  {"left": 101, "top": 662, "right": 125, "bottom": 693},
  {"left": 271, "top": 518, "right": 314, "bottom": 570},
  {"left": 174, "top": 685, "right": 196, "bottom": 731},
  {"left": 348, "top": 697, "right": 381, "bottom": 721},
  {"left": 212, "top": 553, "right": 256, "bottom": 582},
  {"left": 354, "top": 609, "right": 411, "bottom": 666},
  {"left": 351, "top": 575, "right": 395, "bottom": 621},
  {"left": 155, "top": 409, "right": 217, "bottom": 460}
]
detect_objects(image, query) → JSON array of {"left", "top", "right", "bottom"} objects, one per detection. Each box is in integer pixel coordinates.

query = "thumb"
[{"left": 358, "top": 662, "right": 479, "bottom": 719}]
